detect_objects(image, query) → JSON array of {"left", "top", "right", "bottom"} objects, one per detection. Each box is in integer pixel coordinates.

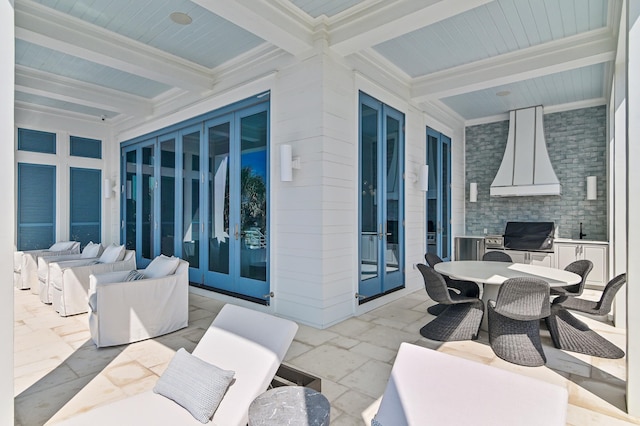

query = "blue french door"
[
  {"left": 358, "top": 93, "right": 405, "bottom": 302},
  {"left": 426, "top": 128, "right": 451, "bottom": 260}
]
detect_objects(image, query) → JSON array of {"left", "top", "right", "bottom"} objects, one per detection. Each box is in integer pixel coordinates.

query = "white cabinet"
[
  {"left": 485, "top": 249, "right": 554, "bottom": 268},
  {"left": 554, "top": 241, "right": 609, "bottom": 288}
]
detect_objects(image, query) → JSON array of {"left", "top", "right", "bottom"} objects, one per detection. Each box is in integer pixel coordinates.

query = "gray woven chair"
[
  {"left": 417, "top": 264, "right": 484, "bottom": 342},
  {"left": 550, "top": 259, "right": 593, "bottom": 302},
  {"left": 424, "top": 253, "right": 480, "bottom": 315},
  {"left": 482, "top": 251, "right": 512, "bottom": 262},
  {"left": 546, "top": 274, "right": 626, "bottom": 359},
  {"left": 488, "top": 277, "right": 550, "bottom": 366}
]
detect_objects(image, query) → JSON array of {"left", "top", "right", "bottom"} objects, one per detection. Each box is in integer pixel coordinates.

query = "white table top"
[{"left": 434, "top": 261, "right": 580, "bottom": 288}]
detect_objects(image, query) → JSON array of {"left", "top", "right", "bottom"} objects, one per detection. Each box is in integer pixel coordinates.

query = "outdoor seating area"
[{"left": 13, "top": 285, "right": 636, "bottom": 425}]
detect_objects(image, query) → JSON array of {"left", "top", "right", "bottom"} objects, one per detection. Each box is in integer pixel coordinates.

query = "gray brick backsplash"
[{"left": 465, "top": 106, "right": 607, "bottom": 241}]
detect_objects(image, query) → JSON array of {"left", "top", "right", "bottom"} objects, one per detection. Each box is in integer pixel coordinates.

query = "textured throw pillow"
[
  {"left": 124, "top": 270, "right": 145, "bottom": 281},
  {"left": 154, "top": 348, "right": 234, "bottom": 423},
  {"left": 144, "top": 255, "right": 180, "bottom": 278},
  {"left": 81, "top": 242, "right": 102, "bottom": 258},
  {"left": 99, "top": 244, "right": 125, "bottom": 263},
  {"left": 49, "top": 241, "right": 75, "bottom": 251}
]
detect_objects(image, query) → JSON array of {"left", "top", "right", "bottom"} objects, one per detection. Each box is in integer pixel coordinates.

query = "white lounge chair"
[
  {"left": 57, "top": 304, "right": 298, "bottom": 425},
  {"left": 50, "top": 247, "right": 136, "bottom": 317},
  {"left": 13, "top": 241, "right": 81, "bottom": 290},
  {"left": 372, "top": 342, "right": 568, "bottom": 426},
  {"left": 88, "top": 259, "right": 189, "bottom": 348}
]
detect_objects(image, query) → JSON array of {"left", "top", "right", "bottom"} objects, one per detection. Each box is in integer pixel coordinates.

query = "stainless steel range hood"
[{"left": 490, "top": 106, "right": 561, "bottom": 197}]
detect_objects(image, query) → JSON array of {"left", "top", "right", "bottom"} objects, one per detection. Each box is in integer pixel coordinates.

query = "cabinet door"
[
  {"left": 582, "top": 244, "right": 608, "bottom": 287},
  {"left": 507, "top": 250, "right": 528, "bottom": 264},
  {"left": 529, "top": 252, "right": 553, "bottom": 268},
  {"left": 555, "top": 244, "right": 578, "bottom": 270}
]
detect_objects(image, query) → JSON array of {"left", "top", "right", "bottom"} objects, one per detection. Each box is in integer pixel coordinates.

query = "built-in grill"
[{"left": 503, "top": 221, "right": 555, "bottom": 252}]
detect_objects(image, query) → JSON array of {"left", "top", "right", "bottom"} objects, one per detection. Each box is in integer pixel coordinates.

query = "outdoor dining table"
[{"left": 433, "top": 260, "right": 581, "bottom": 330}]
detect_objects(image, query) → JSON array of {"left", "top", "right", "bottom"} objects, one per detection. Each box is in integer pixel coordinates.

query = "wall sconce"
[
  {"left": 408, "top": 165, "right": 429, "bottom": 191},
  {"left": 103, "top": 178, "right": 118, "bottom": 199},
  {"left": 586, "top": 176, "right": 597, "bottom": 200},
  {"left": 280, "top": 144, "right": 301, "bottom": 182},
  {"left": 470, "top": 182, "right": 478, "bottom": 202}
]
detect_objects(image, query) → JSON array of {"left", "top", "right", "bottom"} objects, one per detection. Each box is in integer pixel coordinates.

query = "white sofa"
[
  {"left": 58, "top": 304, "right": 299, "bottom": 425},
  {"left": 37, "top": 243, "right": 104, "bottom": 304},
  {"left": 88, "top": 259, "right": 189, "bottom": 348},
  {"left": 372, "top": 342, "right": 568, "bottom": 426},
  {"left": 13, "top": 241, "right": 81, "bottom": 290},
  {"left": 50, "top": 249, "right": 136, "bottom": 317}
]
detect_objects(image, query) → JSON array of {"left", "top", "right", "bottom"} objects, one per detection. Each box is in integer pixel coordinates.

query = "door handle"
[
  {"left": 378, "top": 224, "right": 383, "bottom": 240},
  {"left": 234, "top": 224, "right": 239, "bottom": 240}
]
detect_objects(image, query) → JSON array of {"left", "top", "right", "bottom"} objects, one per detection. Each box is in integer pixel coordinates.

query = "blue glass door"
[
  {"left": 426, "top": 128, "right": 451, "bottom": 260},
  {"left": 358, "top": 93, "right": 405, "bottom": 302}
]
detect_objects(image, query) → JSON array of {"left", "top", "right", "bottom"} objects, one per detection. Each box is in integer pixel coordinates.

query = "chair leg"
[
  {"left": 488, "top": 305, "right": 546, "bottom": 367},
  {"left": 546, "top": 306, "right": 624, "bottom": 359},
  {"left": 420, "top": 301, "right": 484, "bottom": 342}
]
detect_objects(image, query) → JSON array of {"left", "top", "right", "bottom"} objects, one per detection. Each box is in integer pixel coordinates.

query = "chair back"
[
  {"left": 494, "top": 277, "right": 550, "bottom": 320},
  {"left": 424, "top": 253, "right": 443, "bottom": 268},
  {"left": 482, "top": 251, "right": 512, "bottom": 262},
  {"left": 562, "top": 259, "right": 593, "bottom": 295},
  {"left": 594, "top": 273, "right": 627, "bottom": 315},
  {"left": 417, "top": 264, "right": 453, "bottom": 305}
]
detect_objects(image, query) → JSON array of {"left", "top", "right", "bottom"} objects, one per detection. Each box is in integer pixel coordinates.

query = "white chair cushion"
[
  {"left": 81, "top": 242, "right": 102, "bottom": 258},
  {"left": 49, "top": 241, "right": 76, "bottom": 251},
  {"left": 154, "top": 348, "right": 234, "bottom": 423},
  {"left": 145, "top": 255, "right": 180, "bottom": 278},
  {"left": 99, "top": 244, "right": 125, "bottom": 263}
]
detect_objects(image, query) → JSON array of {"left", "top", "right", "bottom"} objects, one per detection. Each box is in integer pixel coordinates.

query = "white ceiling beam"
[
  {"left": 411, "top": 30, "right": 616, "bottom": 102},
  {"left": 190, "top": 0, "right": 314, "bottom": 56},
  {"left": 329, "top": 0, "right": 493, "bottom": 56},
  {"left": 15, "top": 1, "right": 212, "bottom": 92},
  {"left": 15, "top": 66, "right": 152, "bottom": 117}
]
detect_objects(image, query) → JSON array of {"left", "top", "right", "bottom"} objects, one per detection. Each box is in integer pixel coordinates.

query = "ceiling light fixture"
[
  {"left": 170, "top": 12, "right": 192, "bottom": 25},
  {"left": 496, "top": 90, "right": 511, "bottom": 97}
]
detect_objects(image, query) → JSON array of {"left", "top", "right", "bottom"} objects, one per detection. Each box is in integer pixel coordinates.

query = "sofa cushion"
[
  {"left": 144, "top": 255, "right": 180, "bottom": 278},
  {"left": 49, "top": 241, "right": 75, "bottom": 251},
  {"left": 81, "top": 242, "right": 102, "bottom": 258},
  {"left": 124, "top": 270, "right": 145, "bottom": 282},
  {"left": 99, "top": 244, "right": 125, "bottom": 263},
  {"left": 154, "top": 348, "right": 234, "bottom": 423}
]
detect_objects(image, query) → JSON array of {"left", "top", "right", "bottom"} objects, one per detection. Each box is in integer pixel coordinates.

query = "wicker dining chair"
[
  {"left": 488, "top": 277, "right": 550, "bottom": 367},
  {"left": 424, "top": 253, "right": 480, "bottom": 315},
  {"left": 550, "top": 259, "right": 593, "bottom": 302},
  {"left": 546, "top": 273, "right": 626, "bottom": 359},
  {"left": 417, "top": 264, "right": 484, "bottom": 342},
  {"left": 482, "top": 251, "right": 513, "bottom": 262}
]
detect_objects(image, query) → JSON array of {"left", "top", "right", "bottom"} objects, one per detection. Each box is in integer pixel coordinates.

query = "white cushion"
[
  {"left": 154, "top": 348, "right": 234, "bottom": 423},
  {"left": 49, "top": 241, "right": 75, "bottom": 251},
  {"left": 99, "top": 244, "right": 125, "bottom": 264},
  {"left": 144, "top": 255, "right": 180, "bottom": 278},
  {"left": 81, "top": 242, "right": 102, "bottom": 258}
]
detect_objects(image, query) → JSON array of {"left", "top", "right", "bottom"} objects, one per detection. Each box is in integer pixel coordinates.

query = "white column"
[
  {"left": 626, "top": 0, "right": 640, "bottom": 416},
  {"left": 0, "top": 1, "right": 15, "bottom": 424}
]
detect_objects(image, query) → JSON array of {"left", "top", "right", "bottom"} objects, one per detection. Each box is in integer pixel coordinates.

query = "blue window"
[
  {"left": 70, "top": 168, "right": 101, "bottom": 246},
  {"left": 70, "top": 136, "right": 102, "bottom": 159},
  {"left": 18, "top": 128, "right": 56, "bottom": 154},
  {"left": 17, "top": 163, "right": 56, "bottom": 250}
]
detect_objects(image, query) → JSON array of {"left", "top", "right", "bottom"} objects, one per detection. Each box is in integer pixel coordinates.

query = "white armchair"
[
  {"left": 88, "top": 259, "right": 189, "bottom": 348},
  {"left": 13, "top": 241, "right": 81, "bottom": 290},
  {"left": 37, "top": 242, "right": 104, "bottom": 304},
  {"left": 50, "top": 248, "right": 136, "bottom": 317}
]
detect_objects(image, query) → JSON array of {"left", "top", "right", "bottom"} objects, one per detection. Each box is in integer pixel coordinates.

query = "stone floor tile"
[
  {"left": 338, "top": 359, "right": 392, "bottom": 398},
  {"left": 332, "top": 389, "right": 377, "bottom": 422},
  {"left": 350, "top": 341, "right": 396, "bottom": 363},
  {"left": 294, "top": 324, "right": 339, "bottom": 346},
  {"left": 289, "top": 345, "right": 369, "bottom": 382}
]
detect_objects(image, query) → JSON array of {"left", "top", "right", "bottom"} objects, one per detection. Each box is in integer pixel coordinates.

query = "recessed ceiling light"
[
  {"left": 496, "top": 90, "right": 511, "bottom": 97},
  {"left": 170, "top": 12, "right": 192, "bottom": 25}
]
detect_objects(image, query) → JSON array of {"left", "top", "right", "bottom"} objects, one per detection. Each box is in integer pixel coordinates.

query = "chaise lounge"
[{"left": 57, "top": 303, "right": 299, "bottom": 425}]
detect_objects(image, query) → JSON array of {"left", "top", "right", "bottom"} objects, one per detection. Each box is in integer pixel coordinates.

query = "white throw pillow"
[
  {"left": 49, "top": 241, "right": 75, "bottom": 251},
  {"left": 154, "top": 348, "right": 234, "bottom": 423},
  {"left": 81, "top": 242, "right": 102, "bottom": 258},
  {"left": 99, "top": 244, "right": 125, "bottom": 263},
  {"left": 144, "top": 255, "right": 180, "bottom": 278}
]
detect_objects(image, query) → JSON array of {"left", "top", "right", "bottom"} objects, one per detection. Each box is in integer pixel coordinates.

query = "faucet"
[{"left": 579, "top": 222, "right": 587, "bottom": 240}]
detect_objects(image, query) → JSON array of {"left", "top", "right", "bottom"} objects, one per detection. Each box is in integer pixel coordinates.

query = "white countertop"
[{"left": 554, "top": 238, "right": 608, "bottom": 245}]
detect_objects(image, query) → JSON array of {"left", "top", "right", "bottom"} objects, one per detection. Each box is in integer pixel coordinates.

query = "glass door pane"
[
  {"left": 442, "top": 136, "right": 451, "bottom": 258},
  {"left": 159, "top": 137, "right": 176, "bottom": 256},
  {"left": 426, "top": 128, "right": 452, "bottom": 260},
  {"left": 124, "top": 150, "right": 137, "bottom": 250},
  {"left": 208, "top": 122, "right": 231, "bottom": 275},
  {"left": 385, "top": 115, "right": 400, "bottom": 279},
  {"left": 182, "top": 131, "right": 201, "bottom": 268},
  {"left": 426, "top": 134, "right": 438, "bottom": 255},
  {"left": 239, "top": 111, "right": 268, "bottom": 283},
  {"left": 141, "top": 145, "right": 155, "bottom": 259},
  {"left": 360, "top": 103, "right": 379, "bottom": 284}
]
